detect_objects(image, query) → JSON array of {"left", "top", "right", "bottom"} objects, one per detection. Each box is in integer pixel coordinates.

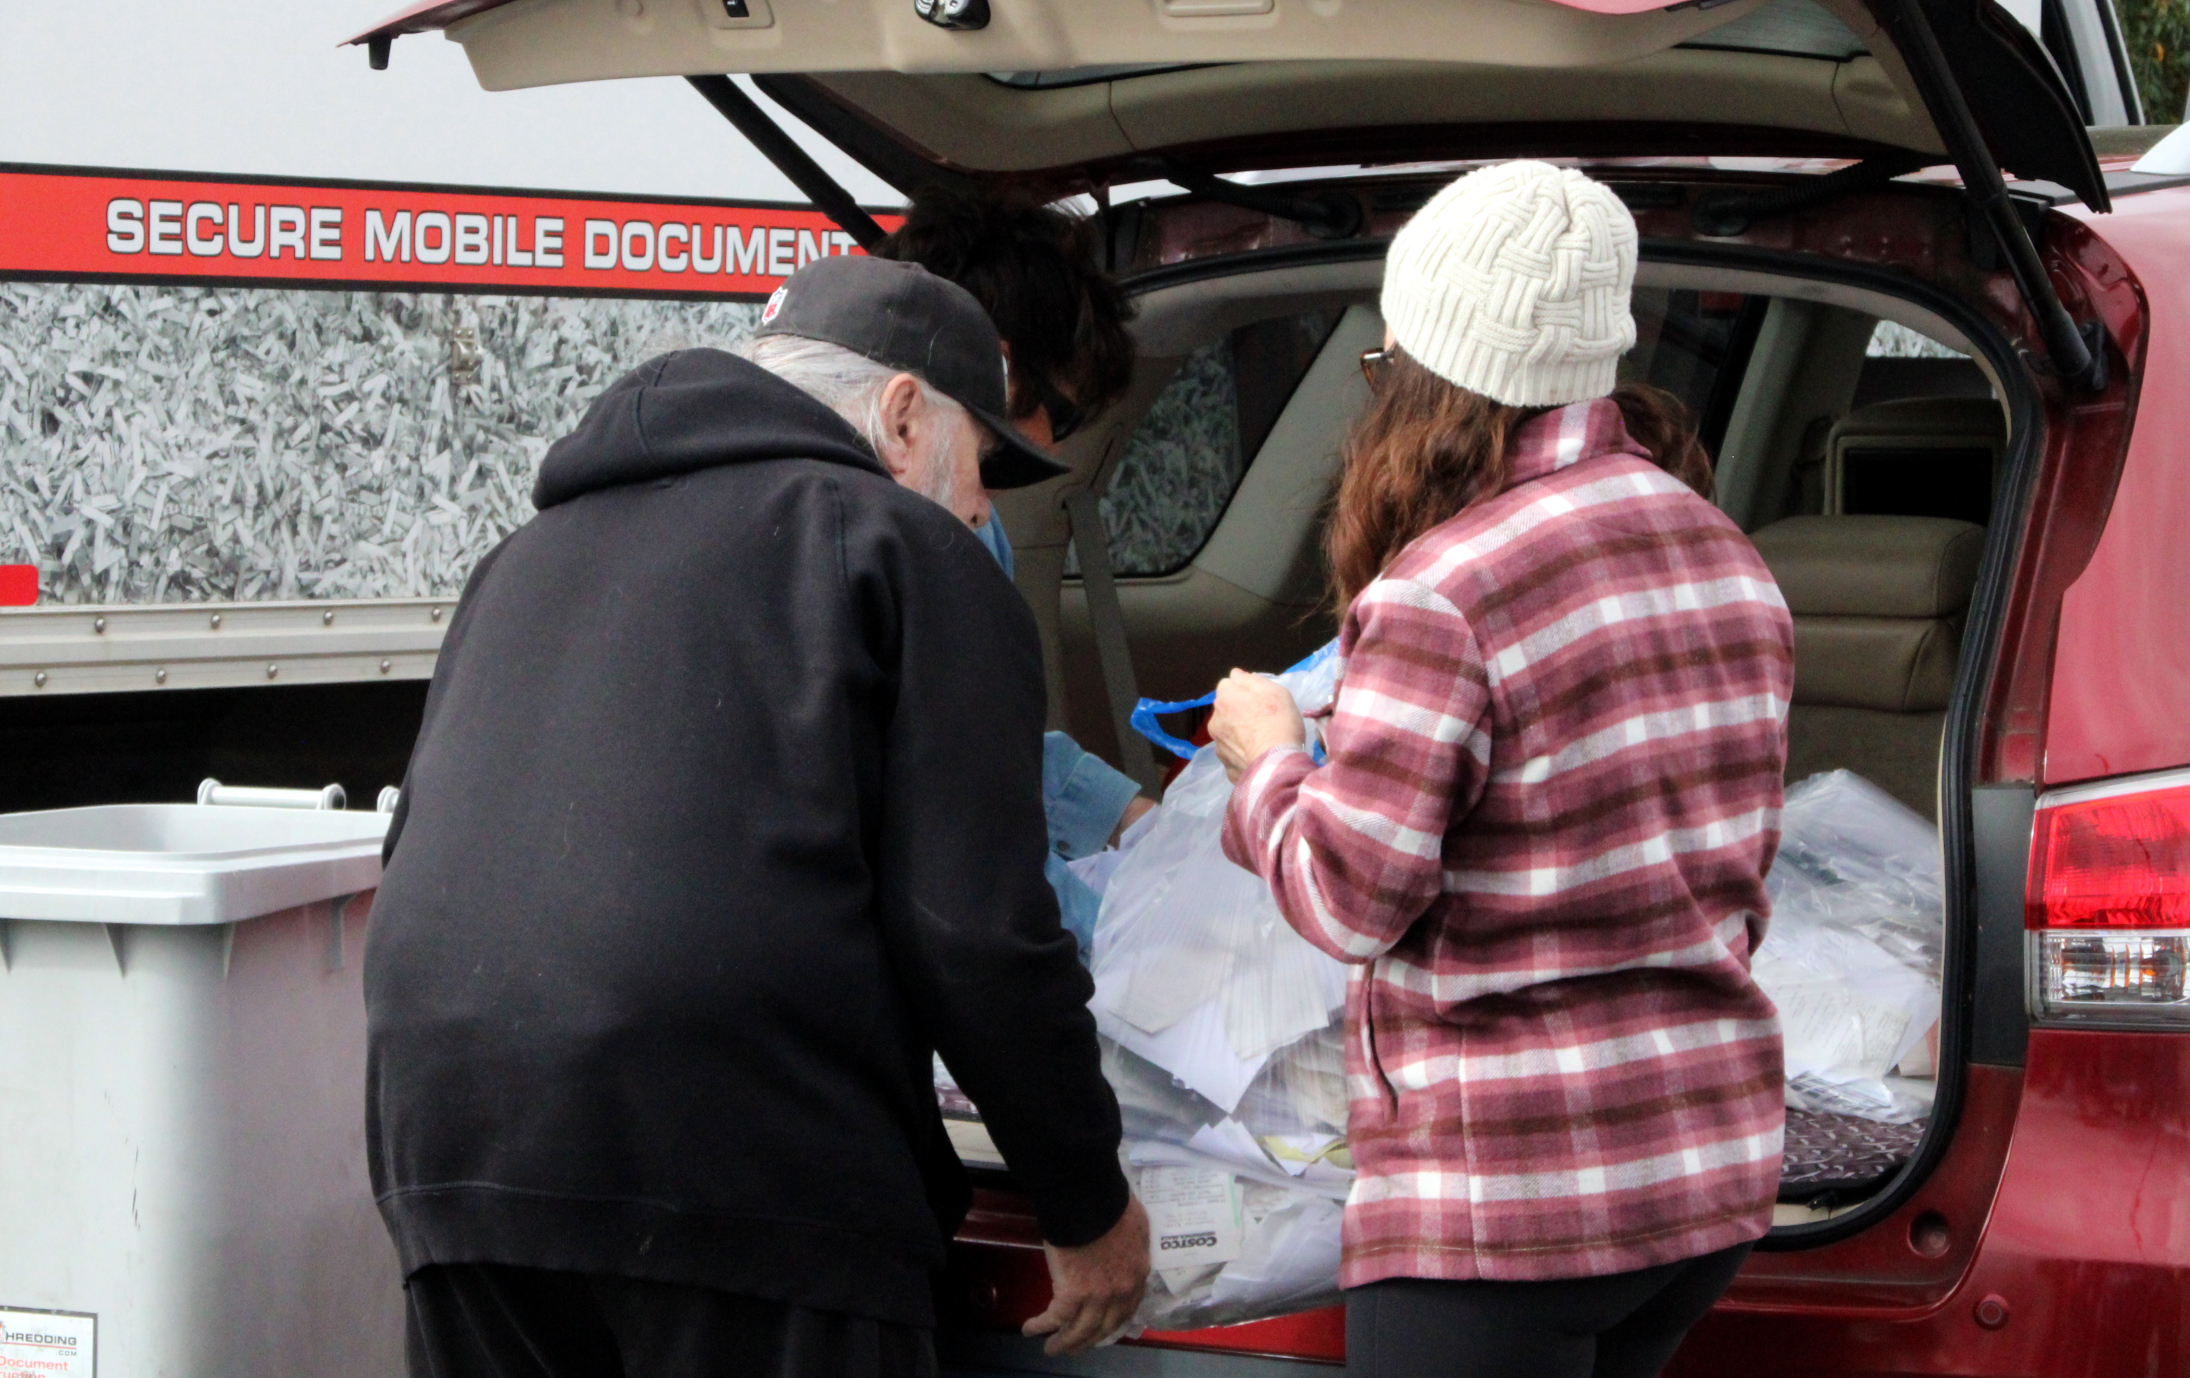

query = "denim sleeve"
[
  {"left": 1042, "top": 731, "right": 1143, "bottom": 861},
  {"left": 1048, "top": 854, "right": 1101, "bottom": 967}
]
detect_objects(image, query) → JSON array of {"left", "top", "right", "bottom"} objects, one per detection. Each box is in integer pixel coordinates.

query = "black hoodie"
[{"left": 363, "top": 349, "right": 1126, "bottom": 1326}]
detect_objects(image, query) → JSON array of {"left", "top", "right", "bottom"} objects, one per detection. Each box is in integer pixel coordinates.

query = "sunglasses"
[
  {"left": 1359, "top": 346, "right": 1397, "bottom": 387},
  {"left": 1026, "top": 376, "right": 1087, "bottom": 445}
]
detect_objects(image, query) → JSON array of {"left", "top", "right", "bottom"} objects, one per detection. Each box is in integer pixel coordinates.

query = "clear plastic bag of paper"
[
  {"left": 933, "top": 647, "right": 1357, "bottom": 1330},
  {"left": 1767, "top": 769, "right": 1944, "bottom": 973},
  {"left": 1089, "top": 748, "right": 1348, "bottom": 1111},
  {"left": 1108, "top": 1028, "right": 1351, "bottom": 1327},
  {"left": 1093, "top": 642, "right": 1349, "bottom": 1100},
  {"left": 1084, "top": 643, "right": 1354, "bottom": 1330},
  {"left": 1128, "top": 1156, "right": 1347, "bottom": 1332},
  {"left": 1756, "top": 771, "right": 1943, "bottom": 1124}
]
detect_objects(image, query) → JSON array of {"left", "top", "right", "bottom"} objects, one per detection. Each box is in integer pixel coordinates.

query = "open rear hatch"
[
  {"left": 353, "top": 0, "right": 2095, "bottom": 195},
  {"left": 352, "top": 0, "right": 2111, "bottom": 384}
]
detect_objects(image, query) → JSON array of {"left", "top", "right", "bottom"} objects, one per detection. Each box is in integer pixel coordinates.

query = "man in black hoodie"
[{"left": 365, "top": 256, "right": 1148, "bottom": 1378}]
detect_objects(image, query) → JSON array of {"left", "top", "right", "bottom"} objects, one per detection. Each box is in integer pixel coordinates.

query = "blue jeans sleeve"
[
  {"left": 1048, "top": 854, "right": 1100, "bottom": 967},
  {"left": 1042, "top": 731, "right": 1143, "bottom": 861}
]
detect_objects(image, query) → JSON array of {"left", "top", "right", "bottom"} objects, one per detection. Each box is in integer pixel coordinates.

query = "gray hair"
[{"left": 735, "top": 333, "right": 971, "bottom": 459}]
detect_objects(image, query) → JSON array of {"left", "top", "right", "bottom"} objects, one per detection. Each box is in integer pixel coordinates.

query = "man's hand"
[
  {"left": 1108, "top": 795, "right": 1158, "bottom": 848},
  {"left": 1022, "top": 1195, "right": 1150, "bottom": 1355},
  {"left": 1209, "top": 670, "right": 1307, "bottom": 782}
]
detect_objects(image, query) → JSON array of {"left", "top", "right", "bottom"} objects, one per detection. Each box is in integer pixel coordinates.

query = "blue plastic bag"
[{"left": 1129, "top": 640, "right": 1342, "bottom": 762}]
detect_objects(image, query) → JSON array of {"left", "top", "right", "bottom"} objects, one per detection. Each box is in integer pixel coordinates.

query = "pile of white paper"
[{"left": 1756, "top": 770, "right": 1944, "bottom": 1124}]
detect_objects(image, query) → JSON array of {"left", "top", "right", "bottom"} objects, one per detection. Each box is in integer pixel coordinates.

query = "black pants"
[
  {"left": 1345, "top": 1241, "right": 1753, "bottom": 1378},
  {"left": 403, "top": 1263, "right": 937, "bottom": 1378}
]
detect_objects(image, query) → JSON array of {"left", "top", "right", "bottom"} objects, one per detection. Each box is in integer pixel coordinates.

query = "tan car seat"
[
  {"left": 1748, "top": 514, "right": 1986, "bottom": 819},
  {"left": 1826, "top": 397, "right": 2006, "bottom": 526}
]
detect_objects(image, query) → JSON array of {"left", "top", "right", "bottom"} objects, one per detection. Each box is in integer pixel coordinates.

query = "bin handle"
[
  {"left": 376, "top": 786, "right": 400, "bottom": 815},
  {"left": 196, "top": 778, "right": 347, "bottom": 811}
]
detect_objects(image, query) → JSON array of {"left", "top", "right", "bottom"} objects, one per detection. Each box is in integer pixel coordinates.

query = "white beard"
[{"left": 909, "top": 416, "right": 986, "bottom": 529}]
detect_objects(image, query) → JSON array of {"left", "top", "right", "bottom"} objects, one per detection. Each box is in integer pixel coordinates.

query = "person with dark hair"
[
  {"left": 874, "top": 183, "right": 1136, "bottom": 452},
  {"left": 875, "top": 185, "right": 1153, "bottom": 957},
  {"left": 1206, "top": 162, "right": 1794, "bottom": 1378}
]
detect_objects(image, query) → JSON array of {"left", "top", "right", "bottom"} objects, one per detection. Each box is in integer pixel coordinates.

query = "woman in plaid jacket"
[{"left": 1209, "top": 162, "right": 1794, "bottom": 1378}]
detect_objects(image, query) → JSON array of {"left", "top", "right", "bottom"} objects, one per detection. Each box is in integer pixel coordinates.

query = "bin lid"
[{"left": 0, "top": 804, "right": 389, "bottom": 927}]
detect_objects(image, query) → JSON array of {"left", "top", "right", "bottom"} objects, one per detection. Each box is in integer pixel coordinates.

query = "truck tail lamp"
[{"left": 2028, "top": 772, "right": 2190, "bottom": 1026}]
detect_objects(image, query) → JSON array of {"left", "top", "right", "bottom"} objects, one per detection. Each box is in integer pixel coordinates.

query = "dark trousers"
[
  {"left": 1345, "top": 1241, "right": 1753, "bottom": 1378},
  {"left": 403, "top": 1263, "right": 937, "bottom": 1378}
]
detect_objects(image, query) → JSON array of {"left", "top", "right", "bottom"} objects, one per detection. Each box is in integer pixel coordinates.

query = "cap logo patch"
[{"left": 761, "top": 285, "right": 788, "bottom": 324}]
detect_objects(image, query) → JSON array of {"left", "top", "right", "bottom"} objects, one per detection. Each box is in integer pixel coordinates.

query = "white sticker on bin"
[
  {"left": 1142, "top": 1165, "right": 1244, "bottom": 1275},
  {"left": 0, "top": 1307, "right": 96, "bottom": 1378}
]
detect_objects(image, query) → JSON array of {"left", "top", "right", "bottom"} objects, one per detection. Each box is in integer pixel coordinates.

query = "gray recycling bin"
[{"left": 0, "top": 798, "right": 400, "bottom": 1378}]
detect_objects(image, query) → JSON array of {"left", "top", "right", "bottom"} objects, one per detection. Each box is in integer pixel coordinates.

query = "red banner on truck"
[{"left": 0, "top": 164, "right": 898, "bottom": 299}]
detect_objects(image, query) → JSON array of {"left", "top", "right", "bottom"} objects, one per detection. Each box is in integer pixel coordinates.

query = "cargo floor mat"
[{"left": 1777, "top": 1109, "right": 1928, "bottom": 1207}]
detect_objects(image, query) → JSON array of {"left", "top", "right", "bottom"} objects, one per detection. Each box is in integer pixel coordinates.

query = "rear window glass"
[
  {"left": 1854, "top": 321, "right": 1993, "bottom": 410},
  {"left": 1867, "top": 322, "right": 1965, "bottom": 359},
  {"left": 1620, "top": 286, "right": 1761, "bottom": 454},
  {"left": 987, "top": 65, "right": 1202, "bottom": 89},
  {"left": 0, "top": 283, "right": 757, "bottom": 604},
  {"left": 1679, "top": 0, "right": 1868, "bottom": 60},
  {"left": 1087, "top": 310, "right": 1340, "bottom": 578},
  {"left": 1084, "top": 293, "right": 1746, "bottom": 581}
]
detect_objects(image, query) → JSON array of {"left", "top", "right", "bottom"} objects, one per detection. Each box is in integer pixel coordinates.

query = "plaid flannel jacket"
[{"left": 1223, "top": 398, "right": 1794, "bottom": 1286}]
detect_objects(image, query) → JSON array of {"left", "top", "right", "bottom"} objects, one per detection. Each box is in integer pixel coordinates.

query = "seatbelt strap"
[{"left": 1065, "top": 489, "right": 1162, "bottom": 795}]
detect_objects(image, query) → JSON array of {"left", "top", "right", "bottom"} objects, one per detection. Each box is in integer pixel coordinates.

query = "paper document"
[
  {"left": 1261, "top": 1132, "right": 1349, "bottom": 1177},
  {"left": 1141, "top": 1165, "right": 1244, "bottom": 1277},
  {"left": 1187, "top": 1117, "right": 1277, "bottom": 1176},
  {"left": 1754, "top": 949, "right": 1925, "bottom": 1080},
  {"left": 1093, "top": 975, "right": 1271, "bottom": 1112}
]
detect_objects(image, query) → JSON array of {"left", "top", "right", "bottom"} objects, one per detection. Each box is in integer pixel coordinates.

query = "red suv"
[{"left": 349, "top": 0, "right": 2190, "bottom": 1371}]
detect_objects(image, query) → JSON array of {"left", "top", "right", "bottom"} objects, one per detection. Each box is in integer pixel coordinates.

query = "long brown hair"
[{"left": 1325, "top": 351, "right": 1715, "bottom": 610}]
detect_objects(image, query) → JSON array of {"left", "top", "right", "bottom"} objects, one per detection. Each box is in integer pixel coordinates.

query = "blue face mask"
[{"left": 977, "top": 511, "right": 1013, "bottom": 578}]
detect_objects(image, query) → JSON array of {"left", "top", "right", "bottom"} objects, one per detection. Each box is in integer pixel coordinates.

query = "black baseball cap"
[{"left": 754, "top": 255, "right": 1071, "bottom": 490}]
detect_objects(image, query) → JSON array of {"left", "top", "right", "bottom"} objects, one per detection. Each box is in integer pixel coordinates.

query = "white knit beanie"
[{"left": 1381, "top": 161, "right": 1638, "bottom": 408}]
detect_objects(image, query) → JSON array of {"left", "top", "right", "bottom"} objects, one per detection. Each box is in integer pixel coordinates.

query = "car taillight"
[{"left": 2027, "top": 772, "right": 2190, "bottom": 1026}]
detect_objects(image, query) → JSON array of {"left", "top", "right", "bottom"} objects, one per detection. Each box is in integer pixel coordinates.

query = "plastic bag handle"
[
  {"left": 1129, "top": 692, "right": 1219, "bottom": 761},
  {"left": 1129, "top": 640, "right": 1343, "bottom": 762}
]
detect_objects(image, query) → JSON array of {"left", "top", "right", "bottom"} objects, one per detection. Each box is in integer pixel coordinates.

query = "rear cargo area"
[{"left": 1011, "top": 248, "right": 2009, "bottom": 1309}]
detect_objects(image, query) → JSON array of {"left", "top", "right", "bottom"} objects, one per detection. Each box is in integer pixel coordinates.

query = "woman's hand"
[{"left": 1210, "top": 670, "right": 1307, "bottom": 782}]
